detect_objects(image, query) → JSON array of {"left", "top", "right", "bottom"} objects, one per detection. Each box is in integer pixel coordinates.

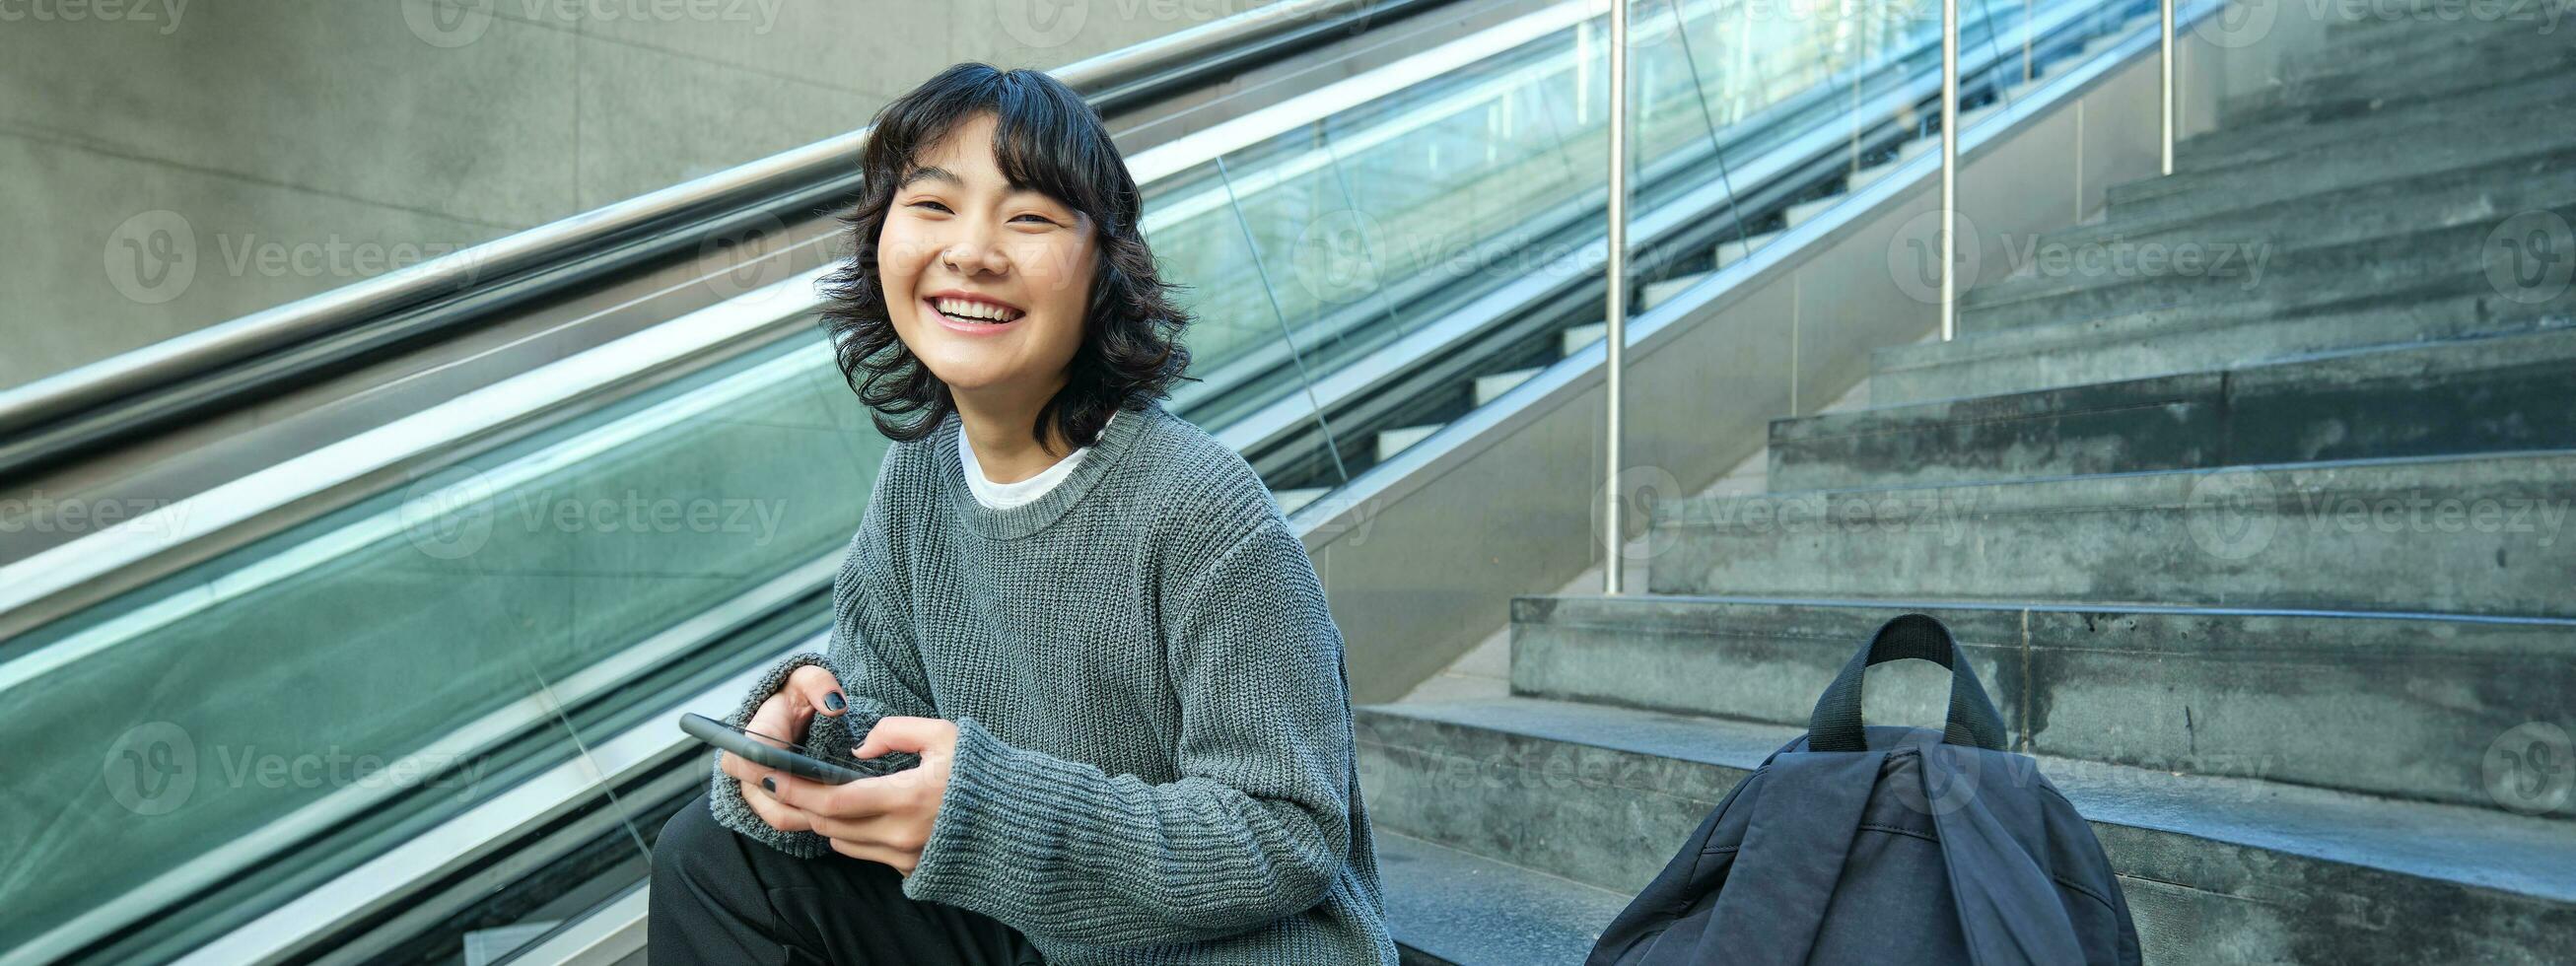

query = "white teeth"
[{"left": 934, "top": 296, "right": 1022, "bottom": 323}]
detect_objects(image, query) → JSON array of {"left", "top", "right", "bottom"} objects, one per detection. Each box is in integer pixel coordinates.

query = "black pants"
[{"left": 650, "top": 792, "right": 1046, "bottom": 965}]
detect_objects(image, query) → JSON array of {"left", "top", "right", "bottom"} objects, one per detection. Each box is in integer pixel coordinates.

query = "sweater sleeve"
[
  {"left": 897, "top": 513, "right": 1358, "bottom": 947},
  {"left": 706, "top": 520, "right": 940, "bottom": 858}
]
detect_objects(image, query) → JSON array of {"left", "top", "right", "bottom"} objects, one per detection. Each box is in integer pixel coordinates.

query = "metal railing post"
[
  {"left": 2161, "top": 0, "right": 2177, "bottom": 174},
  {"left": 1604, "top": 0, "right": 1631, "bottom": 594},
  {"left": 1940, "top": 0, "right": 1959, "bottom": 341}
]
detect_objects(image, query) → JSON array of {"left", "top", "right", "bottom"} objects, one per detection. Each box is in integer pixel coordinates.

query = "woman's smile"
[{"left": 922, "top": 290, "right": 1027, "bottom": 337}]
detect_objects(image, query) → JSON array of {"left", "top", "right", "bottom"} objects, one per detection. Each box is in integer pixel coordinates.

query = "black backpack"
[{"left": 1586, "top": 613, "right": 2142, "bottom": 965}]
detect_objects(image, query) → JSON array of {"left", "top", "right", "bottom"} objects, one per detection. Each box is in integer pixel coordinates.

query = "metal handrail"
[{"left": 0, "top": 0, "right": 1459, "bottom": 480}]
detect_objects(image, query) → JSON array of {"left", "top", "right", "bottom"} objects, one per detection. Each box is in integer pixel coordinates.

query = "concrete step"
[
  {"left": 1378, "top": 423, "right": 1443, "bottom": 462},
  {"left": 2272, "top": 17, "right": 2573, "bottom": 91},
  {"left": 1871, "top": 289, "right": 2568, "bottom": 406},
  {"left": 1504, "top": 594, "right": 2576, "bottom": 815},
  {"left": 2036, "top": 144, "right": 2576, "bottom": 260},
  {"left": 1647, "top": 449, "right": 2576, "bottom": 617},
  {"left": 2104, "top": 108, "right": 2576, "bottom": 223},
  {"left": 1775, "top": 327, "right": 2576, "bottom": 490},
  {"left": 1561, "top": 320, "right": 1607, "bottom": 356},
  {"left": 1955, "top": 202, "right": 2576, "bottom": 336},
  {"left": 1376, "top": 830, "right": 1626, "bottom": 965},
  {"left": 2180, "top": 68, "right": 2573, "bottom": 177},
  {"left": 1473, "top": 367, "right": 1542, "bottom": 407},
  {"left": 1357, "top": 695, "right": 2576, "bottom": 964},
  {"left": 2226, "top": 25, "right": 2576, "bottom": 129}
]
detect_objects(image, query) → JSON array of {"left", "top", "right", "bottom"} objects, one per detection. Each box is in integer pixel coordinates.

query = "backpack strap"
[
  {"left": 1922, "top": 746, "right": 2089, "bottom": 965},
  {"left": 1808, "top": 613, "right": 2010, "bottom": 753},
  {"left": 1689, "top": 750, "right": 1888, "bottom": 966}
]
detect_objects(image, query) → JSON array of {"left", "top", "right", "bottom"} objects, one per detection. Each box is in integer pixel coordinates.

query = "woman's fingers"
[
  {"left": 828, "top": 836, "right": 917, "bottom": 875},
  {"left": 786, "top": 664, "right": 851, "bottom": 718},
  {"left": 737, "top": 776, "right": 813, "bottom": 833}
]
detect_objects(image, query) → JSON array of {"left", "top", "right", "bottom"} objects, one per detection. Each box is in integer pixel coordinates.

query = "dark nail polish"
[
  {"left": 824, "top": 691, "right": 847, "bottom": 712},
  {"left": 761, "top": 777, "right": 777, "bottom": 794}
]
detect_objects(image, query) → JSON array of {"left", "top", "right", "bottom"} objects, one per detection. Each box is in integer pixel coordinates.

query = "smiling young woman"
[{"left": 646, "top": 64, "right": 1399, "bottom": 966}]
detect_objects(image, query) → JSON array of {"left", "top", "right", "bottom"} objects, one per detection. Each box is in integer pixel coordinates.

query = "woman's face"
[{"left": 877, "top": 112, "right": 1098, "bottom": 398}]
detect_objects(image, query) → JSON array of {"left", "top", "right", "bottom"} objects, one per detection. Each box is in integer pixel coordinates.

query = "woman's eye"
[
  {"left": 1012, "top": 213, "right": 1058, "bottom": 226},
  {"left": 907, "top": 200, "right": 951, "bottom": 214}
]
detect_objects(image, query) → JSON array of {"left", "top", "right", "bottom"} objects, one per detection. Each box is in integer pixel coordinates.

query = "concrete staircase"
[
  {"left": 1358, "top": 11, "right": 2576, "bottom": 964},
  {"left": 1270, "top": 3, "right": 2122, "bottom": 519}
]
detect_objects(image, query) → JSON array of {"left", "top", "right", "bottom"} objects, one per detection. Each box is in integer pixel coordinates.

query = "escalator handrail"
[
  {"left": 0, "top": 0, "right": 1600, "bottom": 642},
  {"left": 0, "top": 0, "right": 1462, "bottom": 479}
]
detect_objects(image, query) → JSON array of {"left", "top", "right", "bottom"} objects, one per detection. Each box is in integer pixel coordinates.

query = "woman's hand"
[
  {"left": 758, "top": 716, "right": 958, "bottom": 876},
  {"left": 721, "top": 663, "right": 849, "bottom": 835}
]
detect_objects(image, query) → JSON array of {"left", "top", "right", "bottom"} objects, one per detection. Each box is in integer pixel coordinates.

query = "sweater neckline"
[{"left": 937, "top": 398, "right": 1160, "bottom": 540}]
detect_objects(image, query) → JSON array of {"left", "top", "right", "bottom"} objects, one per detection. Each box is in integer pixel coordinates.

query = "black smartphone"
[{"left": 678, "top": 712, "right": 907, "bottom": 785}]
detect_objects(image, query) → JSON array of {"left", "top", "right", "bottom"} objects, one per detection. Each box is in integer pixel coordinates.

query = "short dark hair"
[{"left": 817, "top": 62, "right": 1194, "bottom": 449}]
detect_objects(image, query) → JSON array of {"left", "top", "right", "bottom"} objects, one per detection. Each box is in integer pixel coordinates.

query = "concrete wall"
[{"left": 0, "top": 0, "right": 1277, "bottom": 390}]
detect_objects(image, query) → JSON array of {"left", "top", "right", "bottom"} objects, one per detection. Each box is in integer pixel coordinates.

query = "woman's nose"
[{"left": 939, "top": 229, "right": 1010, "bottom": 276}]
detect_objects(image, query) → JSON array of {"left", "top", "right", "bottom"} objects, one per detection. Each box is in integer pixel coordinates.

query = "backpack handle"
[{"left": 1805, "top": 613, "right": 2010, "bottom": 753}]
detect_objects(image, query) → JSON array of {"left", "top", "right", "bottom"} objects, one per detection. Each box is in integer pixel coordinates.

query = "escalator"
[{"left": 0, "top": 0, "right": 2161, "bottom": 962}]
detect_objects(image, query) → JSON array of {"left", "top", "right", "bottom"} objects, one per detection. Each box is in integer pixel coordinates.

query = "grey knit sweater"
[{"left": 703, "top": 397, "right": 1397, "bottom": 965}]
